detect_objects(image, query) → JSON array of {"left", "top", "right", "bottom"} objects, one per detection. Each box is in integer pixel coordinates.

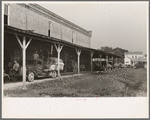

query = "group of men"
[
  {"left": 10, "top": 50, "right": 44, "bottom": 73},
  {"left": 33, "top": 50, "right": 44, "bottom": 60}
]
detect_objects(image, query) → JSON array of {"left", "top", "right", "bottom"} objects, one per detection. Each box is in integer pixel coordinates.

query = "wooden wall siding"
[{"left": 8, "top": 4, "right": 91, "bottom": 48}]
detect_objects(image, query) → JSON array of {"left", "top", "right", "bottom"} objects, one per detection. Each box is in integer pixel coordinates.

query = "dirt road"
[{"left": 3, "top": 68, "right": 147, "bottom": 97}]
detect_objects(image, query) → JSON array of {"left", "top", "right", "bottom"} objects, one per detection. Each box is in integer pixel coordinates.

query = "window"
[
  {"left": 135, "top": 55, "right": 137, "bottom": 58},
  {"left": 27, "top": 60, "right": 36, "bottom": 65},
  {"left": 132, "top": 55, "right": 134, "bottom": 58},
  {"left": 4, "top": 4, "right": 8, "bottom": 15},
  {"left": 126, "top": 61, "right": 129, "bottom": 63},
  {"left": 4, "top": 4, "right": 8, "bottom": 25},
  {"left": 33, "top": 61, "right": 36, "bottom": 65},
  {"left": 48, "top": 30, "right": 50, "bottom": 37},
  {"left": 48, "top": 21, "right": 52, "bottom": 37},
  {"left": 72, "top": 31, "right": 74, "bottom": 43},
  {"left": 4, "top": 15, "right": 8, "bottom": 24},
  {"left": 37, "top": 61, "right": 42, "bottom": 65}
]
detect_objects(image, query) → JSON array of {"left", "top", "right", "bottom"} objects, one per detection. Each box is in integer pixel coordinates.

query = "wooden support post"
[
  {"left": 50, "top": 44, "right": 53, "bottom": 57},
  {"left": 64, "top": 53, "right": 67, "bottom": 73},
  {"left": 106, "top": 55, "right": 108, "bottom": 71},
  {"left": 15, "top": 34, "right": 32, "bottom": 89},
  {"left": 63, "top": 49, "right": 68, "bottom": 73},
  {"left": 112, "top": 56, "right": 114, "bottom": 70},
  {"left": 99, "top": 54, "right": 102, "bottom": 67},
  {"left": 54, "top": 43, "right": 63, "bottom": 79},
  {"left": 16, "top": 35, "right": 23, "bottom": 48},
  {"left": 116, "top": 58, "right": 118, "bottom": 64},
  {"left": 75, "top": 48, "right": 82, "bottom": 74},
  {"left": 89, "top": 51, "right": 94, "bottom": 72},
  {"left": 22, "top": 36, "right": 26, "bottom": 88},
  {"left": 25, "top": 38, "right": 32, "bottom": 49},
  {"left": 58, "top": 45, "right": 60, "bottom": 77}
]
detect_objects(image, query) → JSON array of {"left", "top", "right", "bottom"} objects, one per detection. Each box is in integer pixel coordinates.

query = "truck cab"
[{"left": 9, "top": 57, "right": 64, "bottom": 82}]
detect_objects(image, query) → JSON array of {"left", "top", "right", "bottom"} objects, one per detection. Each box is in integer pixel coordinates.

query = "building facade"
[
  {"left": 3, "top": 3, "right": 121, "bottom": 87},
  {"left": 4, "top": 3, "right": 94, "bottom": 73},
  {"left": 124, "top": 51, "right": 144, "bottom": 66},
  {"left": 4, "top": 3, "right": 92, "bottom": 47}
]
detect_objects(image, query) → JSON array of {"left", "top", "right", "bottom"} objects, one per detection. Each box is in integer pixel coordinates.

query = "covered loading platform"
[{"left": 4, "top": 24, "right": 121, "bottom": 88}]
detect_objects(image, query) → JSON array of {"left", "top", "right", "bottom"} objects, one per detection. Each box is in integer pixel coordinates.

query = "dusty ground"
[{"left": 3, "top": 68, "right": 147, "bottom": 97}]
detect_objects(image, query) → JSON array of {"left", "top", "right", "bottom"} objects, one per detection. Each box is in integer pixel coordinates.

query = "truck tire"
[{"left": 28, "top": 72, "right": 34, "bottom": 82}]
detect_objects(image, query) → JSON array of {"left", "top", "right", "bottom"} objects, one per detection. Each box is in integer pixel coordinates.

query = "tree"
[
  {"left": 101, "top": 46, "right": 113, "bottom": 52},
  {"left": 112, "top": 47, "right": 128, "bottom": 57}
]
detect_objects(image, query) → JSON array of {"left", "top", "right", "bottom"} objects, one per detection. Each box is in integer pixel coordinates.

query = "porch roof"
[{"left": 4, "top": 24, "right": 121, "bottom": 58}]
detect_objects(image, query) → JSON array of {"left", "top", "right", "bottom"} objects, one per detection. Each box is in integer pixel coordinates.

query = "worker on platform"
[
  {"left": 10, "top": 59, "right": 20, "bottom": 74},
  {"left": 33, "top": 51, "right": 39, "bottom": 60},
  {"left": 39, "top": 49, "right": 44, "bottom": 59}
]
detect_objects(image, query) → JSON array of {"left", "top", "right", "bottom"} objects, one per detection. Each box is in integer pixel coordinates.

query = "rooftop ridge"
[{"left": 124, "top": 51, "right": 143, "bottom": 55}]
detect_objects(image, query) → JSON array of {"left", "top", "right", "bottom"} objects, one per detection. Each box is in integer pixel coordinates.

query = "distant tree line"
[{"left": 99, "top": 46, "right": 129, "bottom": 58}]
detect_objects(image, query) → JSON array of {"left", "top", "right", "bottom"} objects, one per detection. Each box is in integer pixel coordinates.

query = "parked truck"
[{"left": 9, "top": 57, "right": 64, "bottom": 82}]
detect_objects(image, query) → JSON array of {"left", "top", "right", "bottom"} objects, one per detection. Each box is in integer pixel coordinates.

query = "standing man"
[
  {"left": 39, "top": 49, "right": 44, "bottom": 59},
  {"left": 33, "top": 51, "right": 39, "bottom": 60}
]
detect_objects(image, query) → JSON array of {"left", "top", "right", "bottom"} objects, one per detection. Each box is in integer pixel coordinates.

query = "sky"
[{"left": 38, "top": 2, "right": 148, "bottom": 54}]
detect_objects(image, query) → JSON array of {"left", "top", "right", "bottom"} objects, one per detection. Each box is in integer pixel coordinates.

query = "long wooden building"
[{"left": 3, "top": 3, "right": 120, "bottom": 87}]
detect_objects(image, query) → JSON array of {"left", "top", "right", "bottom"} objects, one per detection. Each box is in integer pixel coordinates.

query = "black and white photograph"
[{"left": 2, "top": 1, "right": 149, "bottom": 118}]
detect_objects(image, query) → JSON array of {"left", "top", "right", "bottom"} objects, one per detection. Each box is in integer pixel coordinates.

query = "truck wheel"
[
  {"left": 28, "top": 72, "right": 34, "bottom": 82},
  {"left": 51, "top": 71, "right": 57, "bottom": 78}
]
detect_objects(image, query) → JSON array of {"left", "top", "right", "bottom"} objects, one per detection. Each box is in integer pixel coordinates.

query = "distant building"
[
  {"left": 101, "top": 46, "right": 128, "bottom": 64},
  {"left": 124, "top": 51, "right": 147, "bottom": 66}
]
